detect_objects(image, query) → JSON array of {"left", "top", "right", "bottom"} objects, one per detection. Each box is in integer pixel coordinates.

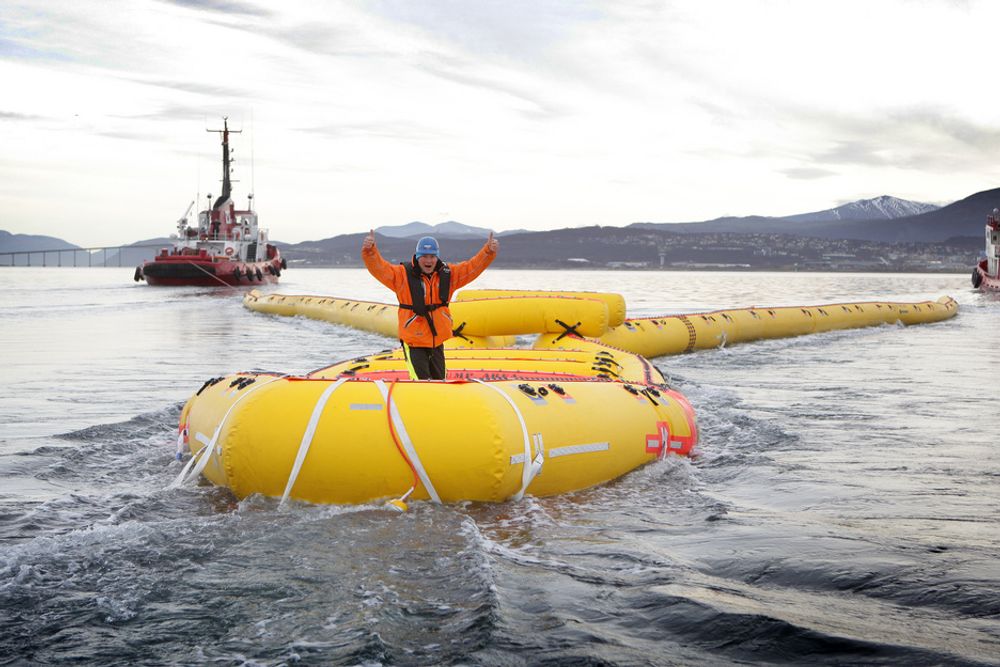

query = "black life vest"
[{"left": 399, "top": 257, "right": 451, "bottom": 338}]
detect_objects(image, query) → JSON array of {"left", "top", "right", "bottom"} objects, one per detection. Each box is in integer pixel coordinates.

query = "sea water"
[{"left": 0, "top": 268, "right": 997, "bottom": 666}]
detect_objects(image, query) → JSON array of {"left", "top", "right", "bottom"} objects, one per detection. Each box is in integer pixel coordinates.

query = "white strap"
[
  {"left": 169, "top": 375, "right": 289, "bottom": 489},
  {"left": 173, "top": 446, "right": 200, "bottom": 485},
  {"left": 528, "top": 433, "right": 545, "bottom": 481},
  {"left": 279, "top": 378, "right": 348, "bottom": 506},
  {"left": 374, "top": 380, "right": 441, "bottom": 503},
  {"left": 472, "top": 379, "right": 538, "bottom": 501},
  {"left": 173, "top": 423, "right": 221, "bottom": 489}
]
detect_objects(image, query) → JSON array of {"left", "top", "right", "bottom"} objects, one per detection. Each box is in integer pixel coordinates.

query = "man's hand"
[
  {"left": 486, "top": 231, "right": 499, "bottom": 253},
  {"left": 362, "top": 229, "right": 376, "bottom": 250}
]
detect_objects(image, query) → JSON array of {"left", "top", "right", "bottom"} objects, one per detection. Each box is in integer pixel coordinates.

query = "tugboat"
[
  {"left": 135, "top": 118, "right": 285, "bottom": 286},
  {"left": 971, "top": 208, "right": 1000, "bottom": 290}
]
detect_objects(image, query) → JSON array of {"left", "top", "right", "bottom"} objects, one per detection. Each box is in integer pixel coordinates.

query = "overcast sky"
[{"left": 2, "top": 0, "right": 999, "bottom": 247}]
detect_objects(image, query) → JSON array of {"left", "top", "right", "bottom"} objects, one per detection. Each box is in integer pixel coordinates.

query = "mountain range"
[
  {"left": 3, "top": 188, "right": 997, "bottom": 270},
  {"left": 628, "top": 192, "right": 995, "bottom": 243},
  {"left": 0, "top": 230, "right": 80, "bottom": 253},
  {"left": 370, "top": 196, "right": 951, "bottom": 242},
  {"left": 274, "top": 190, "right": 992, "bottom": 271},
  {"left": 374, "top": 221, "right": 527, "bottom": 239}
]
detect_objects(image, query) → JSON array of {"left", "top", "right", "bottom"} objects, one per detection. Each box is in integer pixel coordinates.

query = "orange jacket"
[{"left": 362, "top": 241, "right": 496, "bottom": 347}]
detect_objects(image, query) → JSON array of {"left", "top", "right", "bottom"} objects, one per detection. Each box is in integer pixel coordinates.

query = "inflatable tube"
[
  {"left": 315, "top": 343, "right": 666, "bottom": 386},
  {"left": 246, "top": 291, "right": 957, "bottom": 357},
  {"left": 895, "top": 297, "right": 960, "bottom": 324},
  {"left": 243, "top": 291, "right": 515, "bottom": 348},
  {"left": 244, "top": 291, "right": 610, "bottom": 339},
  {"left": 596, "top": 297, "right": 959, "bottom": 358},
  {"left": 450, "top": 296, "right": 609, "bottom": 338},
  {"left": 178, "top": 345, "right": 697, "bottom": 505},
  {"left": 455, "top": 289, "right": 627, "bottom": 328}
]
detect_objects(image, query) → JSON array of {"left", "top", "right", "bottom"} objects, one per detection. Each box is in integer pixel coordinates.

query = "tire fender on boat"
[{"left": 972, "top": 267, "right": 983, "bottom": 288}]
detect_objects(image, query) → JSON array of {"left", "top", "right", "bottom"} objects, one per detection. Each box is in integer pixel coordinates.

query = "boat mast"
[
  {"left": 208, "top": 117, "right": 241, "bottom": 209},
  {"left": 250, "top": 107, "right": 255, "bottom": 211}
]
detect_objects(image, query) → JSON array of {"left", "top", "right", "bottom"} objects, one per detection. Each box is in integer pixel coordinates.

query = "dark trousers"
[{"left": 404, "top": 344, "right": 446, "bottom": 380}]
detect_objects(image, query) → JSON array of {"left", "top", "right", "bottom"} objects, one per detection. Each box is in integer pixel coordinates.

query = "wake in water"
[{"left": 3, "top": 350, "right": 998, "bottom": 665}]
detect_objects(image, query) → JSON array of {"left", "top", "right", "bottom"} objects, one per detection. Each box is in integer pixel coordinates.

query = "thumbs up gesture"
[
  {"left": 486, "top": 231, "right": 498, "bottom": 253},
  {"left": 362, "top": 229, "right": 375, "bottom": 250}
]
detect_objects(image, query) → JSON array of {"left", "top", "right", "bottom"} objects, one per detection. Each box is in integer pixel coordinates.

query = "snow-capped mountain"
[
  {"left": 783, "top": 196, "right": 940, "bottom": 223},
  {"left": 375, "top": 221, "right": 492, "bottom": 239}
]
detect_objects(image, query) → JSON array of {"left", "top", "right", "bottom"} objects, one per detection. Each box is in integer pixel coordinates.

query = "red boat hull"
[
  {"left": 141, "top": 255, "right": 284, "bottom": 287},
  {"left": 973, "top": 260, "right": 1000, "bottom": 291},
  {"left": 974, "top": 214, "right": 1000, "bottom": 290}
]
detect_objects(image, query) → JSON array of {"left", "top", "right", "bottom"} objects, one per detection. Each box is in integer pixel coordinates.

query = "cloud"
[
  {"left": 127, "top": 77, "right": 251, "bottom": 99},
  {"left": 366, "top": 0, "right": 602, "bottom": 59},
  {"left": 888, "top": 108, "right": 1000, "bottom": 151},
  {"left": 160, "top": 0, "right": 272, "bottom": 18},
  {"left": 416, "top": 54, "right": 569, "bottom": 121},
  {"left": 4, "top": 0, "right": 1000, "bottom": 246},
  {"left": 256, "top": 22, "right": 387, "bottom": 58},
  {"left": 0, "top": 111, "right": 44, "bottom": 121},
  {"left": 297, "top": 121, "right": 451, "bottom": 143},
  {"left": 793, "top": 107, "right": 1000, "bottom": 173},
  {"left": 783, "top": 167, "right": 837, "bottom": 180},
  {"left": 0, "top": 31, "right": 73, "bottom": 63},
  {"left": 820, "top": 140, "right": 890, "bottom": 167},
  {"left": 95, "top": 129, "right": 160, "bottom": 142},
  {"left": 119, "top": 104, "right": 241, "bottom": 122}
]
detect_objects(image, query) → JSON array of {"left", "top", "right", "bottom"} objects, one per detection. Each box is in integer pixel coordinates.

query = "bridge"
[{"left": 0, "top": 244, "right": 165, "bottom": 267}]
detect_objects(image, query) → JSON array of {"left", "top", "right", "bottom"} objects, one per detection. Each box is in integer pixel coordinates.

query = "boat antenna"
[
  {"left": 250, "top": 107, "right": 255, "bottom": 210},
  {"left": 195, "top": 141, "right": 201, "bottom": 222}
]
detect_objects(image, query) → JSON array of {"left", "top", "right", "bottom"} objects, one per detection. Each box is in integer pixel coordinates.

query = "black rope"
[
  {"left": 553, "top": 319, "right": 583, "bottom": 342},
  {"left": 452, "top": 321, "right": 471, "bottom": 342}
]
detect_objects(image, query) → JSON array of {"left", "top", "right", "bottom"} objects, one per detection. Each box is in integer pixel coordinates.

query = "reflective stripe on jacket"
[{"left": 362, "top": 242, "right": 496, "bottom": 347}]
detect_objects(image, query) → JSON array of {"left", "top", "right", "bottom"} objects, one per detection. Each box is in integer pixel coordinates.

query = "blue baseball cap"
[{"left": 415, "top": 236, "right": 440, "bottom": 257}]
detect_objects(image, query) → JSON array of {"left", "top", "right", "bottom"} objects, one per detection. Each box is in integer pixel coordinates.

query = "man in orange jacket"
[{"left": 362, "top": 230, "right": 499, "bottom": 379}]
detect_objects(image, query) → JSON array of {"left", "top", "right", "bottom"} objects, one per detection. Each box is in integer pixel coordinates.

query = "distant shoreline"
[
  {"left": 281, "top": 264, "right": 969, "bottom": 275},
  {"left": 0, "top": 264, "right": 971, "bottom": 275}
]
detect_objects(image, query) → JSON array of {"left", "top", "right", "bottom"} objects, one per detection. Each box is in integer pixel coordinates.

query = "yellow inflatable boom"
[
  {"left": 596, "top": 296, "right": 959, "bottom": 358},
  {"left": 244, "top": 290, "right": 611, "bottom": 339},
  {"left": 246, "top": 290, "right": 958, "bottom": 358},
  {"left": 455, "top": 289, "right": 627, "bottom": 328},
  {"left": 243, "top": 291, "right": 510, "bottom": 347}
]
